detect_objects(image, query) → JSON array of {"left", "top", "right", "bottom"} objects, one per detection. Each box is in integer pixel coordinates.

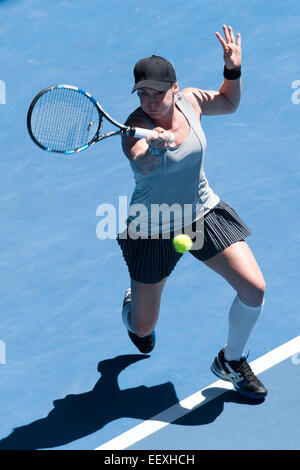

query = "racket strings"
[{"left": 30, "top": 87, "right": 102, "bottom": 152}]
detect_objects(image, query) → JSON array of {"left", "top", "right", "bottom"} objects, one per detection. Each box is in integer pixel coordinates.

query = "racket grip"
[{"left": 132, "top": 127, "right": 174, "bottom": 144}]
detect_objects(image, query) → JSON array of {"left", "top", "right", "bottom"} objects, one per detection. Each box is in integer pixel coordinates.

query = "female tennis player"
[{"left": 117, "top": 25, "right": 267, "bottom": 399}]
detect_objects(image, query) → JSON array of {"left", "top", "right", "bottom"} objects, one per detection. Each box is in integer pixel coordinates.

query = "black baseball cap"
[{"left": 132, "top": 55, "right": 176, "bottom": 93}]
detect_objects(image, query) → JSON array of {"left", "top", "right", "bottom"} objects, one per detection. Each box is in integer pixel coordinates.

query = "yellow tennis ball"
[{"left": 173, "top": 234, "right": 193, "bottom": 253}]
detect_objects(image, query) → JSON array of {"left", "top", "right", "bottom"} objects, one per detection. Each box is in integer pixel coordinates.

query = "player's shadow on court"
[{"left": 0, "top": 354, "right": 264, "bottom": 449}]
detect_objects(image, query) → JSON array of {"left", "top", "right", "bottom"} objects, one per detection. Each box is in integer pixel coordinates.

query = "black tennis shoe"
[
  {"left": 122, "top": 288, "right": 156, "bottom": 354},
  {"left": 128, "top": 330, "right": 156, "bottom": 354},
  {"left": 211, "top": 348, "right": 268, "bottom": 400}
]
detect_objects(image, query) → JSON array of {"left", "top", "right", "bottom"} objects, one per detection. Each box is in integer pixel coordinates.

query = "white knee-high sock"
[{"left": 224, "top": 295, "right": 264, "bottom": 361}]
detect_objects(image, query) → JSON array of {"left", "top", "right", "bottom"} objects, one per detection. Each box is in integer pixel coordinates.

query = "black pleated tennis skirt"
[{"left": 116, "top": 200, "right": 251, "bottom": 284}]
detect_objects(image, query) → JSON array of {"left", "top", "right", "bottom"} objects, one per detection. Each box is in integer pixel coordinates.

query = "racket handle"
[{"left": 132, "top": 127, "right": 174, "bottom": 144}]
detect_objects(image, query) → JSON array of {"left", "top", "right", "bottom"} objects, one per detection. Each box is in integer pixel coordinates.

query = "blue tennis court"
[{"left": 0, "top": 0, "right": 299, "bottom": 451}]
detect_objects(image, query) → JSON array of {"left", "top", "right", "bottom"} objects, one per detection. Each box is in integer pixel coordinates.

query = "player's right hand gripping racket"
[{"left": 27, "top": 84, "right": 174, "bottom": 155}]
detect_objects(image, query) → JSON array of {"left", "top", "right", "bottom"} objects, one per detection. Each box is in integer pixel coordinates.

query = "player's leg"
[
  {"left": 203, "top": 240, "right": 267, "bottom": 398},
  {"left": 117, "top": 229, "right": 183, "bottom": 353},
  {"left": 122, "top": 277, "right": 168, "bottom": 354},
  {"left": 203, "top": 240, "right": 266, "bottom": 360},
  {"left": 203, "top": 240, "right": 265, "bottom": 307},
  {"left": 124, "top": 277, "right": 168, "bottom": 337}
]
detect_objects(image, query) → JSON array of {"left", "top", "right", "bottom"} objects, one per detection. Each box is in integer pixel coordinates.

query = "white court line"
[{"left": 95, "top": 335, "right": 300, "bottom": 450}]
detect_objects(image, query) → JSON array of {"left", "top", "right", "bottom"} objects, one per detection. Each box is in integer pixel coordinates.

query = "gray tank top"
[{"left": 126, "top": 92, "right": 220, "bottom": 236}]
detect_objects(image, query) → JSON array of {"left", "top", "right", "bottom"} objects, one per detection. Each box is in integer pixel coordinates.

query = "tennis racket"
[{"left": 27, "top": 84, "right": 174, "bottom": 155}]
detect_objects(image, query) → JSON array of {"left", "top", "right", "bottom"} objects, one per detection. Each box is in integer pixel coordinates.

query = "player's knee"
[
  {"left": 252, "top": 282, "right": 265, "bottom": 306},
  {"left": 258, "top": 277, "right": 266, "bottom": 296},
  {"left": 254, "top": 276, "right": 266, "bottom": 300},
  {"left": 239, "top": 277, "right": 266, "bottom": 306}
]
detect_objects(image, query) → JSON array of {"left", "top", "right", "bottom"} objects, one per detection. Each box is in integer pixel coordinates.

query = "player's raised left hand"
[{"left": 215, "top": 25, "right": 241, "bottom": 70}]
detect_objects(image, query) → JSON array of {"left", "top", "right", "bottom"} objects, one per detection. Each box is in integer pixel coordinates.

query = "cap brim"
[{"left": 131, "top": 80, "right": 173, "bottom": 93}]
